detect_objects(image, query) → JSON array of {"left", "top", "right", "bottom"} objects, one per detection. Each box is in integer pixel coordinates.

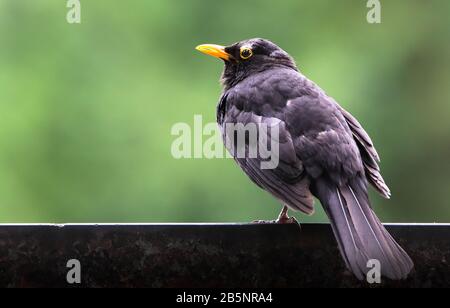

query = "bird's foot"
[
  {"left": 252, "top": 206, "right": 300, "bottom": 228},
  {"left": 252, "top": 219, "right": 277, "bottom": 224},
  {"left": 252, "top": 217, "right": 300, "bottom": 226},
  {"left": 276, "top": 215, "right": 299, "bottom": 225}
]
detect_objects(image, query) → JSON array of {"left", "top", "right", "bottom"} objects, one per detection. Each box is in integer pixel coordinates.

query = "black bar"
[{"left": 0, "top": 223, "right": 448, "bottom": 288}]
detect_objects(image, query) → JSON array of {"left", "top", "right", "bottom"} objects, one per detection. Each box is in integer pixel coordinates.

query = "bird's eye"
[{"left": 240, "top": 47, "right": 253, "bottom": 60}]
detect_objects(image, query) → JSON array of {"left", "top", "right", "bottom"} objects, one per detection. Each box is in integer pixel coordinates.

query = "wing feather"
[{"left": 338, "top": 106, "right": 391, "bottom": 198}]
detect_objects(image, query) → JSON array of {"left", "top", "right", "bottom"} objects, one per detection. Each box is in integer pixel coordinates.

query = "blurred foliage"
[{"left": 0, "top": 0, "right": 449, "bottom": 223}]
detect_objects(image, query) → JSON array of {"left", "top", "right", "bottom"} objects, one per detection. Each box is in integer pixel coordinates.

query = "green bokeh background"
[{"left": 0, "top": 0, "right": 449, "bottom": 223}]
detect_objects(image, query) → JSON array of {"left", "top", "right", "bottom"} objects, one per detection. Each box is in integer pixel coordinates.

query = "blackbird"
[{"left": 196, "top": 38, "right": 413, "bottom": 280}]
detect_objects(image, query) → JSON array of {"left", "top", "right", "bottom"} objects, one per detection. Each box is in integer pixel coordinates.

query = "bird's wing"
[
  {"left": 336, "top": 105, "right": 391, "bottom": 198},
  {"left": 284, "top": 94, "right": 365, "bottom": 186},
  {"left": 219, "top": 82, "right": 315, "bottom": 215}
]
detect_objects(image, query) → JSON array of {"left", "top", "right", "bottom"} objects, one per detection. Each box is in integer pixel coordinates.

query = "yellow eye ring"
[{"left": 240, "top": 47, "right": 253, "bottom": 60}]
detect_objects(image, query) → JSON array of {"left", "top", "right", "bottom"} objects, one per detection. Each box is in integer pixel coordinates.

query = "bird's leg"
[
  {"left": 276, "top": 206, "right": 299, "bottom": 225},
  {"left": 253, "top": 206, "right": 300, "bottom": 227}
]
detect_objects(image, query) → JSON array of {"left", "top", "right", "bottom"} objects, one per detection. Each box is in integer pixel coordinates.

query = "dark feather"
[
  {"left": 337, "top": 105, "right": 391, "bottom": 198},
  {"left": 312, "top": 176, "right": 413, "bottom": 280}
]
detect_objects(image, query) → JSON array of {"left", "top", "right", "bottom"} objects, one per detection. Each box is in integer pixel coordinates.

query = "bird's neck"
[{"left": 221, "top": 61, "right": 297, "bottom": 91}]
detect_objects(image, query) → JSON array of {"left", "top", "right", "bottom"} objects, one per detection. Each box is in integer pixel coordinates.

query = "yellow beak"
[{"left": 196, "top": 44, "right": 231, "bottom": 61}]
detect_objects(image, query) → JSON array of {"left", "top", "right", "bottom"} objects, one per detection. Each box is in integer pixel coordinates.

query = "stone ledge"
[{"left": 0, "top": 223, "right": 448, "bottom": 288}]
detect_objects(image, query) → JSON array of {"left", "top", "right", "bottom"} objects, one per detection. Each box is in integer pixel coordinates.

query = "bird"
[{"left": 195, "top": 38, "right": 413, "bottom": 280}]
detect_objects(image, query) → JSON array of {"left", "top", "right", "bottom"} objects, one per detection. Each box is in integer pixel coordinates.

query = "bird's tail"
[{"left": 313, "top": 176, "right": 413, "bottom": 280}]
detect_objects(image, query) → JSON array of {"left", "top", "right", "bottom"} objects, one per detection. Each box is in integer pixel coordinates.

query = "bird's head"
[{"left": 196, "top": 38, "right": 297, "bottom": 90}]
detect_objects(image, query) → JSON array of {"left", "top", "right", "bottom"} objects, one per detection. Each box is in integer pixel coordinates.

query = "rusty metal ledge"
[{"left": 0, "top": 223, "right": 448, "bottom": 288}]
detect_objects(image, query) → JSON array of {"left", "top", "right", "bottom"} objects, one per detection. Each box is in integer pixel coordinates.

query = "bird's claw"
[
  {"left": 276, "top": 215, "right": 299, "bottom": 225},
  {"left": 252, "top": 206, "right": 301, "bottom": 229},
  {"left": 252, "top": 219, "right": 277, "bottom": 224},
  {"left": 252, "top": 216, "right": 300, "bottom": 228}
]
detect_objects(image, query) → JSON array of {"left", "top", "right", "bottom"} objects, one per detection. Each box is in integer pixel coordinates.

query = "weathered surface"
[{"left": 0, "top": 223, "right": 448, "bottom": 288}]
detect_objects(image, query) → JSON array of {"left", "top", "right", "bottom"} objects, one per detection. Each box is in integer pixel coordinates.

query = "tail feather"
[{"left": 314, "top": 177, "right": 413, "bottom": 280}]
